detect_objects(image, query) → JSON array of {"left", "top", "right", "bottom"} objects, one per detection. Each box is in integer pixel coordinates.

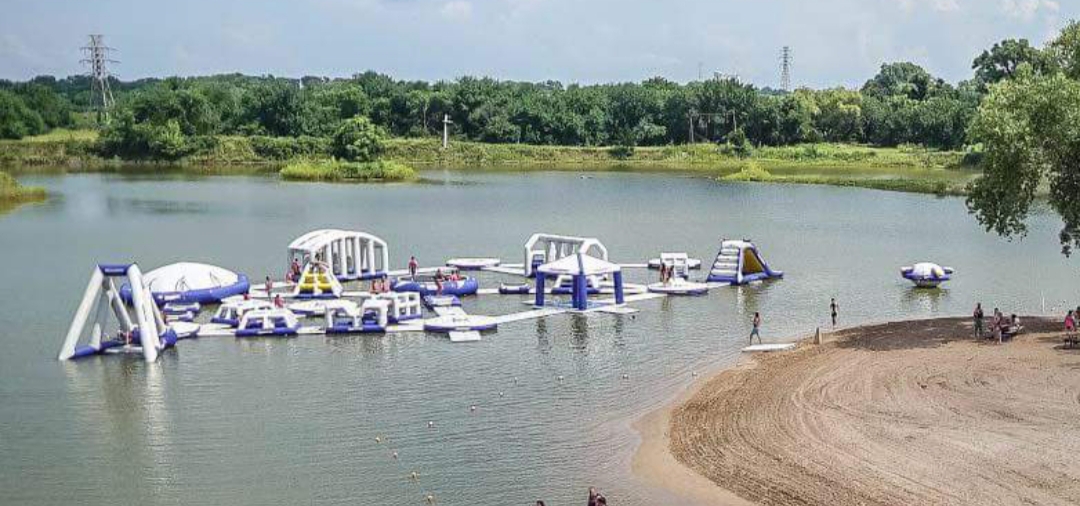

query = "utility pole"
[
  {"left": 81, "top": 35, "right": 117, "bottom": 123},
  {"left": 697, "top": 62, "right": 703, "bottom": 81},
  {"left": 688, "top": 112, "right": 695, "bottom": 144},
  {"left": 442, "top": 114, "right": 454, "bottom": 149},
  {"left": 780, "top": 46, "right": 793, "bottom": 92}
]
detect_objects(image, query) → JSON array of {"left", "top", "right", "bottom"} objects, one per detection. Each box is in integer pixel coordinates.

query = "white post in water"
[{"left": 442, "top": 114, "right": 453, "bottom": 149}]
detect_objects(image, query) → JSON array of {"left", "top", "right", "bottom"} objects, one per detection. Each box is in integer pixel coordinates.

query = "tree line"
[{"left": 0, "top": 21, "right": 1075, "bottom": 161}]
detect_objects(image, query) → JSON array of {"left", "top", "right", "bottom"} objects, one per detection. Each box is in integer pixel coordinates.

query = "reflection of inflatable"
[
  {"left": 288, "top": 229, "right": 389, "bottom": 281},
  {"left": 212, "top": 299, "right": 273, "bottom": 327},
  {"left": 59, "top": 263, "right": 178, "bottom": 362},
  {"left": 648, "top": 279, "right": 710, "bottom": 296},
  {"left": 292, "top": 262, "right": 343, "bottom": 299},
  {"left": 524, "top": 233, "right": 609, "bottom": 278},
  {"left": 706, "top": 240, "right": 784, "bottom": 285},
  {"left": 121, "top": 262, "right": 249, "bottom": 305},
  {"left": 235, "top": 309, "right": 299, "bottom": 337},
  {"left": 446, "top": 258, "right": 500, "bottom": 271},
  {"left": 392, "top": 276, "right": 479, "bottom": 297},
  {"left": 901, "top": 262, "right": 954, "bottom": 288}
]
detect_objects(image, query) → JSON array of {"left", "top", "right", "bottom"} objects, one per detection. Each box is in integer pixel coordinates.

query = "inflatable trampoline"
[
  {"left": 446, "top": 258, "right": 501, "bottom": 271},
  {"left": 121, "top": 262, "right": 249, "bottom": 305},
  {"left": 424, "top": 314, "right": 498, "bottom": 333},
  {"left": 901, "top": 262, "right": 954, "bottom": 288},
  {"left": 647, "top": 280, "right": 710, "bottom": 296},
  {"left": 392, "top": 276, "right": 479, "bottom": 297}
]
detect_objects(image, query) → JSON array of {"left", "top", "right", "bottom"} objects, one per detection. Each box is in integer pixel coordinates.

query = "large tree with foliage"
[
  {"left": 966, "top": 70, "right": 1080, "bottom": 255},
  {"left": 972, "top": 39, "right": 1055, "bottom": 87}
]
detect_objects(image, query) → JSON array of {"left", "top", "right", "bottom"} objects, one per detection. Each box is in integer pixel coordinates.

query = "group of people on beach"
[
  {"left": 1062, "top": 306, "right": 1080, "bottom": 346},
  {"left": 972, "top": 303, "right": 1023, "bottom": 343},
  {"left": 748, "top": 298, "right": 840, "bottom": 345},
  {"left": 534, "top": 487, "right": 608, "bottom": 506}
]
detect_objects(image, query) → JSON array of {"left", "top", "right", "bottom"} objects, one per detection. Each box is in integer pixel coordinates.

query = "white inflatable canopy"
[
  {"left": 537, "top": 253, "right": 621, "bottom": 277},
  {"left": 289, "top": 229, "right": 389, "bottom": 280},
  {"left": 524, "top": 233, "right": 608, "bottom": 276},
  {"left": 144, "top": 262, "right": 241, "bottom": 293}
]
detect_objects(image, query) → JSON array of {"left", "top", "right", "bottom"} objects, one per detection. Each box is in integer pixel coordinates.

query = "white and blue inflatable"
[
  {"left": 392, "top": 276, "right": 479, "bottom": 297},
  {"left": 901, "top": 262, "right": 954, "bottom": 288},
  {"left": 706, "top": 240, "right": 783, "bottom": 285},
  {"left": 121, "top": 262, "right": 249, "bottom": 305}
]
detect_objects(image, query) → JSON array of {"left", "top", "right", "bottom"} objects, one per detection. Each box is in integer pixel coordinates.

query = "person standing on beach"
[
  {"left": 749, "top": 312, "right": 762, "bottom": 344},
  {"left": 973, "top": 303, "right": 985, "bottom": 339},
  {"left": 830, "top": 298, "right": 839, "bottom": 327}
]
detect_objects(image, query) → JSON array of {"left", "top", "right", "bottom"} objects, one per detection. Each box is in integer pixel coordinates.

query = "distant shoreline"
[{"left": 634, "top": 316, "right": 1076, "bottom": 506}]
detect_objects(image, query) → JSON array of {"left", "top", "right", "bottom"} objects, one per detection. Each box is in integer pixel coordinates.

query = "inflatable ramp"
[
  {"left": 293, "top": 262, "right": 344, "bottom": 299},
  {"left": 707, "top": 240, "right": 783, "bottom": 285}
]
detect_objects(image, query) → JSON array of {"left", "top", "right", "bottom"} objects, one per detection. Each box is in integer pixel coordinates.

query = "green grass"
[
  {"left": 17, "top": 129, "right": 100, "bottom": 143},
  {"left": 279, "top": 159, "right": 419, "bottom": 182},
  {"left": 0, "top": 171, "right": 47, "bottom": 213},
  {"left": 721, "top": 162, "right": 965, "bottom": 196}
]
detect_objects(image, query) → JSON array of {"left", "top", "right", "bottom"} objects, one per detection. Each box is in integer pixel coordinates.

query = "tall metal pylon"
[
  {"left": 780, "top": 46, "right": 793, "bottom": 92},
  {"left": 81, "top": 35, "right": 117, "bottom": 122}
]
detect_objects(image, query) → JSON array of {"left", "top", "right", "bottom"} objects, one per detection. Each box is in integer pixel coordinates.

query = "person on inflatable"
[{"left": 408, "top": 256, "right": 419, "bottom": 279}]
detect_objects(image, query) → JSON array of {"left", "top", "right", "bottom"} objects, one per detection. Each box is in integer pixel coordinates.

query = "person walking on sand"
[
  {"left": 973, "top": 303, "right": 985, "bottom": 339},
  {"left": 830, "top": 298, "right": 839, "bottom": 327},
  {"left": 749, "top": 312, "right": 762, "bottom": 345},
  {"left": 408, "top": 256, "right": 419, "bottom": 279},
  {"left": 1065, "top": 310, "right": 1076, "bottom": 338}
]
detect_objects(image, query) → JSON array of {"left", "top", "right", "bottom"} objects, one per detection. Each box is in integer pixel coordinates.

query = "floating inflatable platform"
[
  {"left": 446, "top": 258, "right": 501, "bottom": 271},
  {"left": 424, "top": 314, "right": 498, "bottom": 333},
  {"left": 392, "top": 277, "right": 479, "bottom": 297},
  {"left": 901, "top": 262, "right": 954, "bottom": 288},
  {"left": 121, "top": 262, "right": 250, "bottom": 305},
  {"left": 647, "top": 280, "right": 710, "bottom": 296},
  {"left": 742, "top": 343, "right": 797, "bottom": 353}
]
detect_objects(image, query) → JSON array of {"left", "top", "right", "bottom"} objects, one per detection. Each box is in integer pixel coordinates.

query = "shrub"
[
  {"left": 332, "top": 116, "right": 386, "bottom": 162},
  {"left": 608, "top": 145, "right": 635, "bottom": 160},
  {"left": 280, "top": 159, "right": 418, "bottom": 182}
]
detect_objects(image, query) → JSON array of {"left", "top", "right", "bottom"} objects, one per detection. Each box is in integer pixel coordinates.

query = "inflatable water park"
[{"left": 59, "top": 229, "right": 798, "bottom": 362}]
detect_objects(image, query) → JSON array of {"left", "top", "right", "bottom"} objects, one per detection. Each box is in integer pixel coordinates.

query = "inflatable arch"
[
  {"left": 59, "top": 264, "right": 177, "bottom": 362},
  {"left": 288, "top": 229, "right": 389, "bottom": 281}
]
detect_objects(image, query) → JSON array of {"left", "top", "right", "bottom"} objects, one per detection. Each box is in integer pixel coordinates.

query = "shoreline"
[{"left": 631, "top": 315, "right": 1074, "bottom": 506}]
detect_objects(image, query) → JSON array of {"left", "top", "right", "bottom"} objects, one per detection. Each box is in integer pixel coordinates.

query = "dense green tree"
[
  {"left": 966, "top": 71, "right": 1080, "bottom": 255},
  {"left": 332, "top": 116, "right": 386, "bottom": 162},
  {"left": 1049, "top": 20, "right": 1080, "bottom": 80},
  {"left": 12, "top": 83, "right": 72, "bottom": 129},
  {"left": 862, "top": 62, "right": 945, "bottom": 101},
  {"left": 0, "top": 90, "right": 45, "bottom": 139},
  {"left": 813, "top": 88, "right": 863, "bottom": 142},
  {"left": 972, "top": 39, "right": 1054, "bottom": 87}
]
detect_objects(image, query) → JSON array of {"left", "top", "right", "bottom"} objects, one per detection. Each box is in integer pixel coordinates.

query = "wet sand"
[{"left": 637, "top": 317, "right": 1080, "bottom": 506}]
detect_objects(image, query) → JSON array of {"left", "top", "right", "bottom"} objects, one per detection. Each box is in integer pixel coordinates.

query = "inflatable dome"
[
  {"left": 122, "top": 262, "right": 250, "bottom": 304},
  {"left": 901, "top": 262, "right": 954, "bottom": 288}
]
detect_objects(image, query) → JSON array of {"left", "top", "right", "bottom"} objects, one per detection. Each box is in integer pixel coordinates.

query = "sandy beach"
[{"left": 635, "top": 317, "right": 1080, "bottom": 506}]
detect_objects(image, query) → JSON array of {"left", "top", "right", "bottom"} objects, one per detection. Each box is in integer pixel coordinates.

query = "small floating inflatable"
[
  {"left": 392, "top": 276, "right": 479, "bottom": 297},
  {"left": 212, "top": 299, "right": 273, "bottom": 327},
  {"left": 499, "top": 283, "right": 531, "bottom": 295},
  {"left": 122, "top": 262, "right": 249, "bottom": 305},
  {"left": 423, "top": 295, "right": 462, "bottom": 308},
  {"left": 901, "top": 262, "right": 954, "bottom": 288},
  {"left": 446, "top": 258, "right": 501, "bottom": 271},
  {"left": 162, "top": 301, "right": 201, "bottom": 315},
  {"left": 647, "top": 280, "right": 710, "bottom": 296},
  {"left": 647, "top": 258, "right": 702, "bottom": 270},
  {"left": 164, "top": 311, "right": 196, "bottom": 323},
  {"left": 424, "top": 314, "right": 498, "bottom": 333},
  {"left": 324, "top": 304, "right": 385, "bottom": 335},
  {"left": 235, "top": 309, "right": 300, "bottom": 338}
]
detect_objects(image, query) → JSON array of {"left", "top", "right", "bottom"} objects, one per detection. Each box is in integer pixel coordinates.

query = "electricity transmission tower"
[
  {"left": 780, "top": 46, "right": 793, "bottom": 92},
  {"left": 81, "top": 35, "right": 117, "bottom": 122}
]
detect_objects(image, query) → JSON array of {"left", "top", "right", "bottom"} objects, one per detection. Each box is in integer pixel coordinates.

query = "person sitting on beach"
[
  {"left": 749, "top": 312, "right": 762, "bottom": 345},
  {"left": 973, "top": 303, "right": 985, "bottom": 339}
]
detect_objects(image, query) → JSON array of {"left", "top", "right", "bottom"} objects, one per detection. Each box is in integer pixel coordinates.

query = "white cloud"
[
  {"left": 440, "top": 0, "right": 473, "bottom": 20},
  {"left": 897, "top": 0, "right": 961, "bottom": 14},
  {"left": 1001, "top": 0, "right": 1059, "bottom": 21}
]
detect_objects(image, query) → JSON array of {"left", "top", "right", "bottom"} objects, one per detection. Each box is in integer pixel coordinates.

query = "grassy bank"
[
  {"left": 722, "top": 162, "right": 967, "bottom": 195},
  {"left": 0, "top": 172, "right": 47, "bottom": 213},
  {"left": 279, "top": 159, "right": 418, "bottom": 182}
]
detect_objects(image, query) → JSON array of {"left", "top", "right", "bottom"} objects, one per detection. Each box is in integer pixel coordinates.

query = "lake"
[{"left": 0, "top": 169, "right": 1075, "bottom": 506}]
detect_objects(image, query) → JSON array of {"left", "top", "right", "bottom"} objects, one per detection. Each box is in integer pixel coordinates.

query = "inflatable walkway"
[{"left": 706, "top": 240, "right": 783, "bottom": 285}]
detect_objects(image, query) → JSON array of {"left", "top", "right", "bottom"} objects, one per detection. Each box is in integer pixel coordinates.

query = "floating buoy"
[
  {"left": 428, "top": 421, "right": 435, "bottom": 429},
  {"left": 557, "top": 375, "right": 564, "bottom": 381},
  {"left": 375, "top": 436, "right": 382, "bottom": 443},
  {"left": 622, "top": 374, "right": 629, "bottom": 380},
  {"left": 498, "top": 391, "right": 504, "bottom": 397},
  {"left": 392, "top": 451, "right": 398, "bottom": 459},
  {"left": 692, "top": 371, "right": 698, "bottom": 377},
  {"left": 469, "top": 405, "right": 476, "bottom": 412},
  {"left": 426, "top": 493, "right": 435, "bottom": 504},
  {"left": 410, "top": 471, "right": 419, "bottom": 481},
  {"left": 513, "top": 377, "right": 519, "bottom": 383}
]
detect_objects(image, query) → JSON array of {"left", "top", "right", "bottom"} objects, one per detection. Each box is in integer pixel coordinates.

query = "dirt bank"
[{"left": 663, "top": 317, "right": 1080, "bottom": 506}]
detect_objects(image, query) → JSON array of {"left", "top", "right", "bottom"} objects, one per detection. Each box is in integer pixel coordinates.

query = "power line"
[
  {"left": 780, "top": 46, "right": 793, "bottom": 92},
  {"left": 81, "top": 34, "right": 118, "bottom": 122}
]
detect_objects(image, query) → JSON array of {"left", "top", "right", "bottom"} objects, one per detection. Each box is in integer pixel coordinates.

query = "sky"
[{"left": 0, "top": 0, "right": 1075, "bottom": 88}]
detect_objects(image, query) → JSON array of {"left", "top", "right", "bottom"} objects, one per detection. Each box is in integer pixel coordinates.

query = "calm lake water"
[{"left": 0, "top": 169, "right": 1076, "bottom": 506}]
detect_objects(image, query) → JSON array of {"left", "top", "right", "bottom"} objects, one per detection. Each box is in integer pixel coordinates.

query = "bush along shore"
[
  {"left": 279, "top": 159, "right": 418, "bottom": 182},
  {"left": 722, "top": 161, "right": 968, "bottom": 196},
  {"left": 0, "top": 171, "right": 47, "bottom": 212}
]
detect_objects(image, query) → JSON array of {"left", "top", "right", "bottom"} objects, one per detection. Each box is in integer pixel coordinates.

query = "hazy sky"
[{"left": 0, "top": 0, "right": 1075, "bottom": 88}]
